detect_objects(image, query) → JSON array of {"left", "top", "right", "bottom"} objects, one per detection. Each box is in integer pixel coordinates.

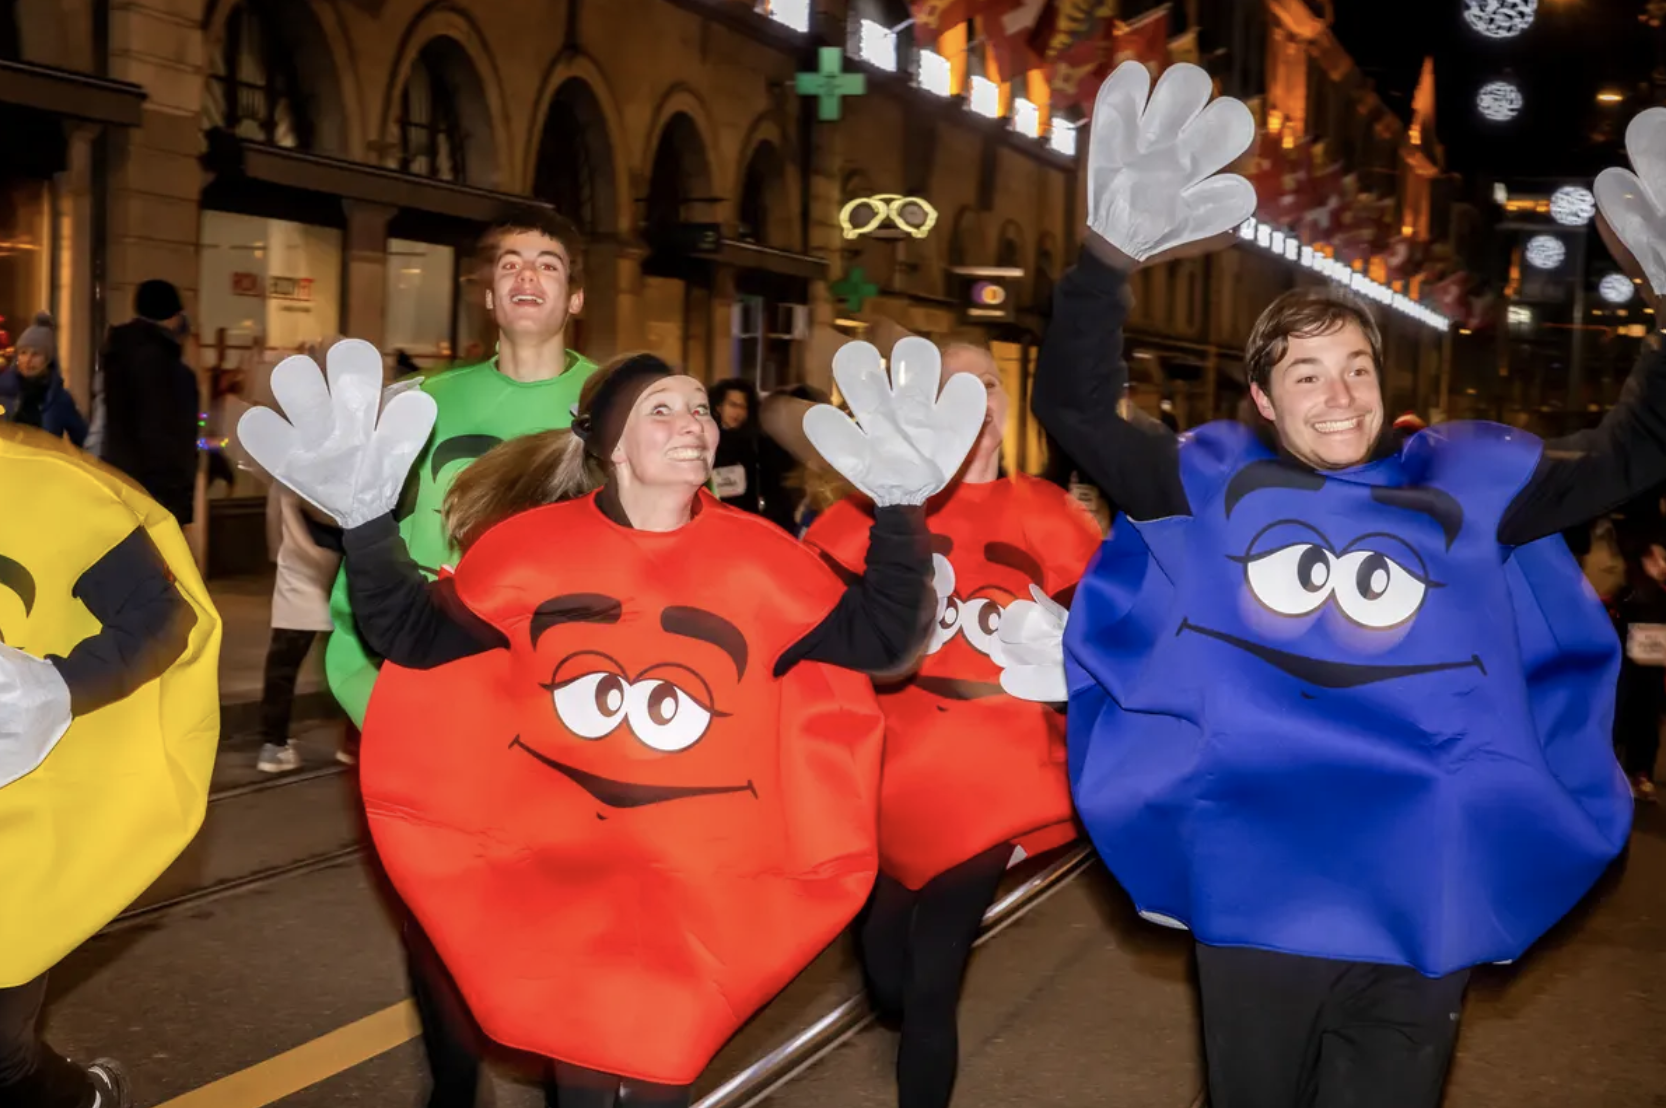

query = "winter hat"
[
  {"left": 15, "top": 312, "right": 54, "bottom": 360},
  {"left": 135, "top": 279, "right": 185, "bottom": 322}
]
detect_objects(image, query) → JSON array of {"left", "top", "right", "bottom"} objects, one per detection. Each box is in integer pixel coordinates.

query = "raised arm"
[
  {"left": 775, "top": 504, "right": 932, "bottom": 677},
  {"left": 1033, "top": 244, "right": 1189, "bottom": 522},
  {"left": 342, "top": 514, "right": 502, "bottom": 669},
  {"left": 1501, "top": 111, "right": 1666, "bottom": 545},
  {"left": 1033, "top": 61, "right": 1257, "bottom": 522}
]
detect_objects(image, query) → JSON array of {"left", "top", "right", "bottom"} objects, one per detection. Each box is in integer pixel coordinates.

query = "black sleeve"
[
  {"left": 1031, "top": 246, "right": 1190, "bottom": 522},
  {"left": 1499, "top": 335, "right": 1666, "bottom": 545},
  {"left": 773, "top": 505, "right": 933, "bottom": 677},
  {"left": 342, "top": 515, "right": 505, "bottom": 669},
  {"left": 48, "top": 527, "right": 197, "bottom": 716}
]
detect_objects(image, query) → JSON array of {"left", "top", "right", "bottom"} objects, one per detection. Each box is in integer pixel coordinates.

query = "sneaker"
[
  {"left": 84, "top": 1058, "right": 132, "bottom": 1108},
  {"left": 334, "top": 746, "right": 357, "bottom": 766},
  {"left": 1632, "top": 775, "right": 1658, "bottom": 803},
  {"left": 257, "top": 743, "right": 301, "bottom": 774}
]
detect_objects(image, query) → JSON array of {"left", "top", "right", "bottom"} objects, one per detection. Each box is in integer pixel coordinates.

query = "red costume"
[
  {"left": 361, "top": 491, "right": 884, "bottom": 1084},
  {"left": 805, "top": 476, "right": 1101, "bottom": 889}
]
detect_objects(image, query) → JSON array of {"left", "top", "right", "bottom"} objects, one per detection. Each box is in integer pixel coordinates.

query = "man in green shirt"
[{"left": 325, "top": 207, "right": 598, "bottom": 727}]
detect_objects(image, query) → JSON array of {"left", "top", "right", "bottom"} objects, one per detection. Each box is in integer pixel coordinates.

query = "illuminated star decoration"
[
  {"left": 1463, "top": 0, "right": 1537, "bottom": 39},
  {"left": 1525, "top": 234, "right": 1566, "bottom": 270},
  {"left": 1549, "top": 185, "right": 1596, "bottom": 227},
  {"left": 1600, "top": 274, "right": 1635, "bottom": 305},
  {"left": 1477, "top": 80, "right": 1522, "bottom": 122}
]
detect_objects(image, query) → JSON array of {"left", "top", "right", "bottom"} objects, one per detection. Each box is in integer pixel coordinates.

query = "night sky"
[{"left": 1332, "top": 0, "right": 1659, "bottom": 188}]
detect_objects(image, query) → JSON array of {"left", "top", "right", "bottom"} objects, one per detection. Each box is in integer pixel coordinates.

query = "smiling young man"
[
  {"left": 319, "top": 205, "right": 596, "bottom": 1108},
  {"left": 1032, "top": 213, "right": 1666, "bottom": 1104}
]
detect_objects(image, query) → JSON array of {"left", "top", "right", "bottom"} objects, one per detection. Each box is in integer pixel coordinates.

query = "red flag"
[
  {"left": 1464, "top": 291, "right": 1497, "bottom": 332},
  {"left": 982, "top": 0, "right": 1048, "bottom": 81},
  {"left": 1427, "top": 271, "right": 1471, "bottom": 319},
  {"left": 911, "top": 0, "right": 984, "bottom": 51},
  {"left": 1299, "top": 159, "right": 1344, "bottom": 242},
  {"left": 1109, "top": 4, "right": 1171, "bottom": 77},
  {"left": 1029, "top": 0, "right": 1118, "bottom": 64}
]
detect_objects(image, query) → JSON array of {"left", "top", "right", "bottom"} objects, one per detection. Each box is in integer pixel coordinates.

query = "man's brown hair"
[
  {"left": 475, "top": 205, "right": 586, "bottom": 289},
  {"left": 1245, "top": 285, "right": 1383, "bottom": 393}
]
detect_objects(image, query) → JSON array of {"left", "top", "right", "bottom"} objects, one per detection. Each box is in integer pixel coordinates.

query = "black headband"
[{"left": 571, "top": 354, "right": 676, "bottom": 462}]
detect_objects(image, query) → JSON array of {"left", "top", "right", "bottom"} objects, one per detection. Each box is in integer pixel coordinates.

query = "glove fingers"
[
  {"left": 831, "top": 341, "right": 892, "bottom": 429},
  {"left": 1596, "top": 167, "right": 1666, "bottom": 292},
  {"left": 1000, "top": 665, "right": 1069, "bottom": 704},
  {"left": 1176, "top": 97, "right": 1258, "bottom": 182},
  {"left": 364, "top": 390, "right": 439, "bottom": 505},
  {"left": 236, "top": 406, "right": 300, "bottom": 479},
  {"left": 268, "top": 355, "right": 333, "bottom": 441},
  {"left": 1151, "top": 175, "right": 1257, "bottom": 255},
  {"left": 1626, "top": 107, "right": 1666, "bottom": 199},
  {"left": 802, "top": 405, "right": 874, "bottom": 497},
  {"left": 890, "top": 337, "right": 944, "bottom": 412},
  {"left": 927, "top": 372, "right": 989, "bottom": 484},
  {"left": 326, "top": 339, "right": 387, "bottom": 443},
  {"left": 1030, "top": 583, "right": 1070, "bottom": 622},
  {"left": 1091, "top": 61, "right": 1150, "bottom": 167},
  {"left": 1141, "top": 64, "right": 1213, "bottom": 152}
]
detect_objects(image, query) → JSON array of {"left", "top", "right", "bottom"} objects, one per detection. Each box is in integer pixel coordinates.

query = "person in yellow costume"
[{"left": 0, "top": 423, "right": 221, "bottom": 1108}]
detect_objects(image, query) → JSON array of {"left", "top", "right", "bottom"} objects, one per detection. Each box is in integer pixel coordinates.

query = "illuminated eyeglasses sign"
[
  {"left": 1525, "top": 234, "right": 1566, "bottom": 270},
  {"left": 1464, "top": 0, "right": 1536, "bottom": 39},
  {"left": 840, "top": 195, "right": 939, "bottom": 240},
  {"left": 1600, "top": 273, "right": 1636, "bottom": 304}
]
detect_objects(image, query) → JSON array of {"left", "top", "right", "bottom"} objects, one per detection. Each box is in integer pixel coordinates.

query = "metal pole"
[
  {"left": 1570, "top": 229, "right": 1588, "bottom": 421},
  {"left": 693, "top": 845, "right": 1096, "bottom": 1108}
]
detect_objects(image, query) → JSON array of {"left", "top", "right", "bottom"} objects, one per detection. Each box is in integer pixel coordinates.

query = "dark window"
[
  {"left": 204, "top": 2, "right": 310, "bottom": 149},
  {"left": 533, "top": 92, "right": 595, "bottom": 232},
  {"left": 738, "top": 146, "right": 776, "bottom": 246},
  {"left": 0, "top": 0, "right": 19, "bottom": 60},
  {"left": 399, "top": 42, "right": 466, "bottom": 182}
]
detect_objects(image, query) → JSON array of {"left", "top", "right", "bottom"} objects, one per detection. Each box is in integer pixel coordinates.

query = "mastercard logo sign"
[{"left": 971, "top": 281, "right": 1007, "bottom": 307}]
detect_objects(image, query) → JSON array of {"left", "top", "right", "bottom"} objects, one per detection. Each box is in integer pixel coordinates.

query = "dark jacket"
[
  {"left": 99, "top": 319, "right": 200, "bottom": 524},
  {"left": 0, "top": 362, "right": 87, "bottom": 446}
]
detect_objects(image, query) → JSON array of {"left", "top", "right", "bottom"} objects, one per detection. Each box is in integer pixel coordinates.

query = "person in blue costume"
[{"left": 1030, "top": 63, "right": 1655, "bottom": 1108}]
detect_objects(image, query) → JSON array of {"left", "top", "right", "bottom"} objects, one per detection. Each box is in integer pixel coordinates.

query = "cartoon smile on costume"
[{"left": 362, "top": 492, "right": 885, "bottom": 1085}]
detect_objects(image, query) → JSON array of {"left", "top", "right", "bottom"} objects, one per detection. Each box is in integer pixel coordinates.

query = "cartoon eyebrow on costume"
[
  {"left": 1369, "top": 486, "right": 1464, "bottom": 549},
  {"left": 0, "top": 554, "right": 35, "bottom": 615},
  {"left": 531, "top": 593, "right": 623, "bottom": 645},
  {"left": 1224, "top": 460, "right": 1326, "bottom": 517},
  {"left": 929, "top": 533, "right": 954, "bottom": 557},
  {"left": 662, "top": 606, "right": 749, "bottom": 680},
  {"left": 984, "top": 542, "right": 1044, "bottom": 585},
  {"left": 430, "top": 434, "right": 505, "bottom": 479}
]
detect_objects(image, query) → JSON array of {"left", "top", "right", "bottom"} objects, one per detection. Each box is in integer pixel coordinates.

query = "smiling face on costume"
[
  {"left": 487, "top": 230, "right": 584, "bottom": 340},
  {"left": 943, "top": 344, "right": 1007, "bottom": 472},
  {"left": 610, "top": 376, "right": 718, "bottom": 491},
  {"left": 1251, "top": 321, "right": 1384, "bottom": 471}
]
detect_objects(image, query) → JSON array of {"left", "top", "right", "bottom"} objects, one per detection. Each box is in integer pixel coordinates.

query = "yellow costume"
[{"left": 0, "top": 425, "right": 220, "bottom": 985}]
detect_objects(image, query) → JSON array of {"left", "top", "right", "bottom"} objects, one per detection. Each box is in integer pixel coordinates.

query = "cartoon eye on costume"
[
  {"left": 959, "top": 597, "right": 1006, "bottom": 660},
  {"left": 1243, "top": 543, "right": 1335, "bottom": 617},
  {"left": 552, "top": 671, "right": 629, "bottom": 739},
  {"left": 625, "top": 679, "right": 714, "bottom": 752},
  {"left": 928, "top": 554, "right": 961, "bottom": 655},
  {"left": 1332, "top": 550, "right": 1429, "bottom": 629}
]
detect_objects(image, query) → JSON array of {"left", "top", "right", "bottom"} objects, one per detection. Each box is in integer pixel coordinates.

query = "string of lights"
[{"left": 1236, "top": 218, "right": 1451, "bottom": 332}]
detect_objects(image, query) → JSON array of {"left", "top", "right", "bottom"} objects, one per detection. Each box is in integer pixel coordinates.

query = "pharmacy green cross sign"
[
  {"left": 795, "top": 47, "right": 866, "bottom": 122},
  {"left": 832, "top": 266, "right": 879, "bottom": 312}
]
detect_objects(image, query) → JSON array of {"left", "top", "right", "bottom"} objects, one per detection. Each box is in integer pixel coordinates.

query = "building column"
[
  {"left": 108, "top": 0, "right": 208, "bottom": 564},
  {"left": 342, "top": 201, "right": 396, "bottom": 350},
  {"left": 55, "top": 123, "right": 97, "bottom": 413},
  {"left": 709, "top": 264, "right": 736, "bottom": 382},
  {"left": 799, "top": 116, "right": 842, "bottom": 394},
  {"left": 580, "top": 234, "right": 647, "bottom": 365}
]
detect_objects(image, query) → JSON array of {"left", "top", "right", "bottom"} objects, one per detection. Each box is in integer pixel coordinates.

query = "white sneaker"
[{"left": 257, "top": 743, "right": 301, "bottom": 774}]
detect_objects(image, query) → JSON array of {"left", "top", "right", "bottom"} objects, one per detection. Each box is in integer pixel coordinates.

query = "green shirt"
[{"left": 324, "top": 352, "right": 598, "bottom": 726}]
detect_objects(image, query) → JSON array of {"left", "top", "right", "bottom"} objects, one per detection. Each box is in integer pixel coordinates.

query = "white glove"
[
  {"left": 1596, "top": 107, "right": 1666, "bottom": 295},
  {"left": 802, "top": 339, "right": 985, "bottom": 507},
  {"left": 1087, "top": 61, "right": 1257, "bottom": 262},
  {"left": 997, "top": 585, "right": 1070, "bottom": 703},
  {"left": 236, "top": 339, "right": 437, "bottom": 528},
  {"left": 0, "top": 643, "right": 73, "bottom": 788}
]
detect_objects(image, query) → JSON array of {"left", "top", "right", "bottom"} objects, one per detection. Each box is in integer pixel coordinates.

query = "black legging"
[
  {"left": 552, "top": 1062, "right": 690, "bottom": 1107},
  {"left": 859, "top": 843, "right": 1012, "bottom": 1108},
  {"left": 0, "top": 974, "right": 92, "bottom": 1108}
]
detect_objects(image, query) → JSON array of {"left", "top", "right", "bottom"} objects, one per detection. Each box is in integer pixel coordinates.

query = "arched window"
[
  {"left": 534, "top": 92, "right": 595, "bottom": 232},
  {"left": 399, "top": 42, "right": 467, "bottom": 182},
  {"left": 738, "top": 143, "right": 785, "bottom": 246},
  {"left": 0, "top": 0, "right": 18, "bottom": 60},
  {"left": 204, "top": 2, "right": 311, "bottom": 148}
]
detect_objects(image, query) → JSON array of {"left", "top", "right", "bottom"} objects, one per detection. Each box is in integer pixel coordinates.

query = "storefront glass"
[
  {"left": 198, "top": 210, "right": 343, "bottom": 500},
  {"left": 385, "top": 237, "right": 456, "bottom": 369},
  {"left": 0, "top": 179, "right": 51, "bottom": 365}
]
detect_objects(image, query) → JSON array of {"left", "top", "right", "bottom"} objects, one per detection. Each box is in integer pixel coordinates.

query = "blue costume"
[{"left": 1066, "top": 419, "right": 1633, "bottom": 977}]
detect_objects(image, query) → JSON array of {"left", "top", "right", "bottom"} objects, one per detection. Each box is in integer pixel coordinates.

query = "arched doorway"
[
  {"left": 532, "top": 78, "right": 616, "bottom": 236},
  {"left": 390, "top": 36, "right": 498, "bottom": 190},
  {"left": 640, "top": 111, "right": 716, "bottom": 376}
]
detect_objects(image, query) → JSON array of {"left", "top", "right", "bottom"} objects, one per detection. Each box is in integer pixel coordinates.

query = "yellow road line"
[{"left": 152, "top": 1001, "right": 420, "bottom": 1108}]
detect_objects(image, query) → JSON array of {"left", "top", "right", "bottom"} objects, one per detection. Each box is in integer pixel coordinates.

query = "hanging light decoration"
[
  {"left": 1477, "top": 80, "right": 1523, "bottom": 122},
  {"left": 1549, "top": 185, "right": 1596, "bottom": 226},
  {"left": 1525, "top": 234, "right": 1566, "bottom": 270},
  {"left": 1600, "top": 273, "right": 1636, "bottom": 304},
  {"left": 1463, "top": 0, "right": 1537, "bottom": 38}
]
